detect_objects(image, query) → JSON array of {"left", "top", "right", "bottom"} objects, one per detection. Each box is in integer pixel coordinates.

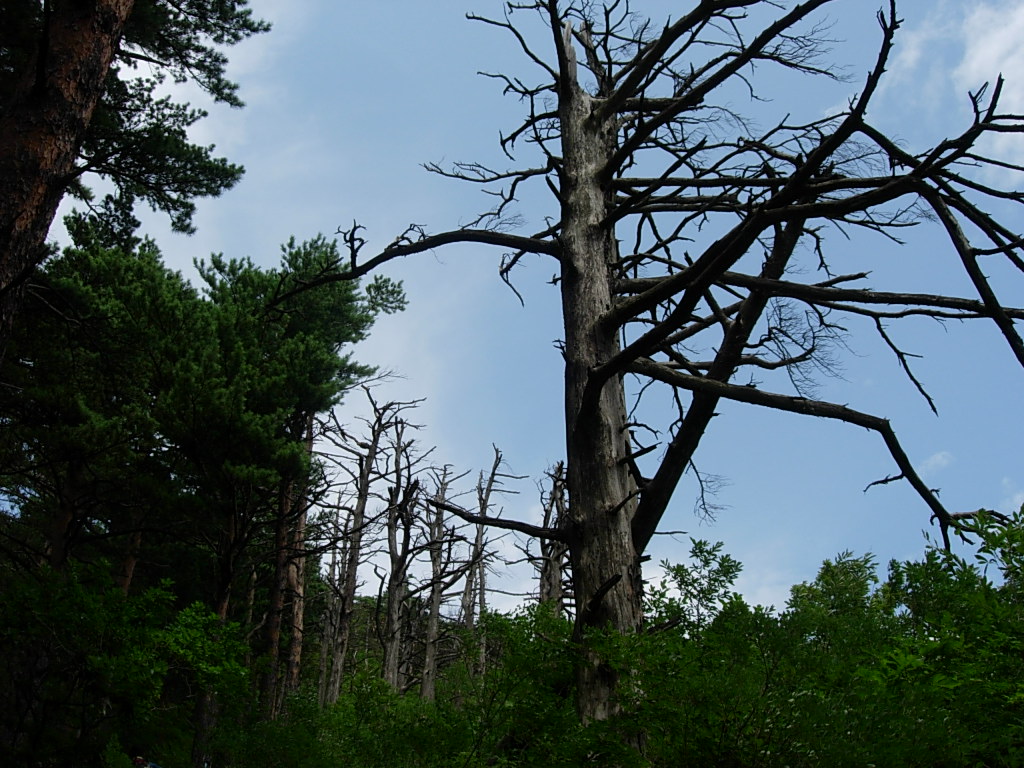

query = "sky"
[{"left": 69, "top": 0, "right": 1024, "bottom": 612}]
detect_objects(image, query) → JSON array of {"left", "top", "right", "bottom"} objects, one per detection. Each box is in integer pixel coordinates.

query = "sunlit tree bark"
[{"left": 0, "top": 0, "right": 134, "bottom": 348}]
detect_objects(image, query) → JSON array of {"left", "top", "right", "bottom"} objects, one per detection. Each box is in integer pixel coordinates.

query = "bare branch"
[
  {"left": 427, "top": 497, "right": 567, "bottom": 543},
  {"left": 628, "top": 356, "right": 956, "bottom": 549}
]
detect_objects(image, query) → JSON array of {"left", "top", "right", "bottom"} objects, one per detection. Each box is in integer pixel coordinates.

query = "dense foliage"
[
  {"left": 219, "top": 523, "right": 1024, "bottom": 768},
  {"left": 0, "top": 227, "right": 402, "bottom": 767}
]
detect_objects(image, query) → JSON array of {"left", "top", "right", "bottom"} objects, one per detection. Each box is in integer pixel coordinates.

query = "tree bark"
[
  {"left": 283, "top": 491, "right": 308, "bottom": 695},
  {"left": 260, "top": 482, "right": 292, "bottom": 717},
  {"left": 382, "top": 479, "right": 416, "bottom": 690},
  {"left": 48, "top": 460, "right": 87, "bottom": 568},
  {"left": 459, "top": 525, "right": 482, "bottom": 632},
  {"left": 419, "top": 481, "right": 448, "bottom": 702},
  {"left": 114, "top": 524, "right": 143, "bottom": 594},
  {"left": 0, "top": 0, "right": 135, "bottom": 354},
  {"left": 322, "top": 410, "right": 384, "bottom": 705},
  {"left": 556, "top": 25, "right": 644, "bottom": 725}
]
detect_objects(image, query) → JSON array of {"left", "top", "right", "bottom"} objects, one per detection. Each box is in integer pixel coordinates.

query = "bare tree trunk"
[
  {"left": 324, "top": 530, "right": 352, "bottom": 704},
  {"left": 476, "top": 554, "right": 488, "bottom": 676},
  {"left": 0, "top": 0, "right": 135, "bottom": 356},
  {"left": 330, "top": 471, "right": 371, "bottom": 700},
  {"left": 418, "top": 468, "right": 483, "bottom": 701},
  {"left": 380, "top": 576, "right": 406, "bottom": 690},
  {"left": 260, "top": 482, "right": 292, "bottom": 717},
  {"left": 419, "top": 479, "right": 447, "bottom": 702},
  {"left": 556, "top": 27, "right": 644, "bottom": 725},
  {"left": 319, "top": 395, "right": 401, "bottom": 705},
  {"left": 538, "top": 463, "right": 569, "bottom": 614},
  {"left": 382, "top": 477, "right": 417, "bottom": 690},
  {"left": 452, "top": 448, "right": 516, "bottom": 678},
  {"left": 47, "top": 461, "right": 87, "bottom": 568},
  {"left": 261, "top": 416, "right": 317, "bottom": 717},
  {"left": 283, "top": 499, "right": 307, "bottom": 694},
  {"left": 282, "top": 418, "right": 315, "bottom": 698},
  {"left": 114, "top": 524, "right": 143, "bottom": 594},
  {"left": 318, "top": 535, "right": 340, "bottom": 706},
  {"left": 459, "top": 527, "right": 480, "bottom": 632}
]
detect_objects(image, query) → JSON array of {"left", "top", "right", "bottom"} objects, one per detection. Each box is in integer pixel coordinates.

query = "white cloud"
[
  {"left": 1000, "top": 477, "right": 1024, "bottom": 513},
  {"left": 953, "top": 0, "right": 1024, "bottom": 169},
  {"left": 918, "top": 450, "right": 954, "bottom": 477},
  {"left": 955, "top": 1, "right": 1024, "bottom": 104},
  {"left": 879, "top": 1, "right": 964, "bottom": 121},
  {"left": 734, "top": 569, "right": 793, "bottom": 614},
  {"left": 877, "top": 0, "right": 1024, "bottom": 174}
]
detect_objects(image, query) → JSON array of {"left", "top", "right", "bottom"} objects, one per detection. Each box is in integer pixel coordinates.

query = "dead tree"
[
  {"left": 433, "top": 446, "right": 525, "bottom": 677},
  {"left": 458, "top": 502, "right": 490, "bottom": 675},
  {"left": 281, "top": 420, "right": 319, "bottom": 704},
  {"left": 320, "top": 0, "right": 1024, "bottom": 730},
  {"left": 316, "top": 393, "right": 416, "bottom": 704},
  {"left": 457, "top": 452, "right": 499, "bottom": 631},
  {"left": 420, "top": 466, "right": 478, "bottom": 701},
  {"left": 537, "top": 463, "right": 571, "bottom": 614},
  {"left": 512, "top": 462, "right": 571, "bottom": 613},
  {"left": 379, "top": 415, "right": 431, "bottom": 691}
]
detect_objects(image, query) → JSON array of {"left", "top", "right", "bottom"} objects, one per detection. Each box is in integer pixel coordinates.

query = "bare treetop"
[
  {"left": 317, "top": 0, "right": 1024, "bottom": 730},
  {"left": 327, "top": 0, "right": 1023, "bottom": 550}
]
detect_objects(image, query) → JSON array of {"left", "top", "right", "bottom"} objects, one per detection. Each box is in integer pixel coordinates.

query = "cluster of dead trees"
[{"left": 252, "top": 389, "right": 570, "bottom": 716}]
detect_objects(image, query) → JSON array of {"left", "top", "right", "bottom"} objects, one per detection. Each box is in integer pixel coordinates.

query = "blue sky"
[{"left": 81, "top": 0, "right": 1024, "bottom": 611}]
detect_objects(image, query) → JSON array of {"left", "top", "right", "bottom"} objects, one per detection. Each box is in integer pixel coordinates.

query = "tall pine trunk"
[
  {"left": 0, "top": 0, "right": 135, "bottom": 354},
  {"left": 260, "top": 482, "right": 292, "bottom": 717},
  {"left": 283, "top": 495, "right": 308, "bottom": 694}
]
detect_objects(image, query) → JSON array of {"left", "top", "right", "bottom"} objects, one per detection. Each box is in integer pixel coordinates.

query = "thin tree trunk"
[
  {"left": 330, "top": 479, "right": 369, "bottom": 699},
  {"left": 318, "top": 538, "right": 340, "bottom": 707},
  {"left": 48, "top": 460, "right": 86, "bottom": 568},
  {"left": 324, "top": 541, "right": 350, "bottom": 704},
  {"left": 420, "top": 474, "right": 452, "bottom": 702},
  {"left": 538, "top": 463, "right": 569, "bottom": 614},
  {"left": 325, "top": 419, "right": 382, "bottom": 704},
  {"left": 382, "top": 467, "right": 418, "bottom": 690},
  {"left": 381, "top": 574, "right": 406, "bottom": 690},
  {"left": 260, "top": 482, "right": 292, "bottom": 717},
  {"left": 283, "top": 421, "right": 314, "bottom": 696},
  {"left": 283, "top": 528, "right": 306, "bottom": 693},
  {"left": 0, "top": 0, "right": 135, "bottom": 355},
  {"left": 476, "top": 556, "right": 487, "bottom": 676},
  {"left": 459, "top": 532, "right": 479, "bottom": 632},
  {"left": 115, "top": 524, "right": 143, "bottom": 594}
]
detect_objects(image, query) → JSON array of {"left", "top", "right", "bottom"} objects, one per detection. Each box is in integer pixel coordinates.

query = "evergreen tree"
[
  {"left": 0, "top": 232, "right": 402, "bottom": 766},
  {"left": 0, "top": 0, "right": 268, "bottom": 352}
]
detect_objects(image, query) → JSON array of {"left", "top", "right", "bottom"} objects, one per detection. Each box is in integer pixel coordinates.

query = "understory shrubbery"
[{"left": 230, "top": 512, "right": 1024, "bottom": 768}]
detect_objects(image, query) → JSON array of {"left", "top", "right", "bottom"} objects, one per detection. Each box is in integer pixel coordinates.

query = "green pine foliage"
[
  {"left": 0, "top": 1, "right": 269, "bottom": 238},
  {"left": 0, "top": 229, "right": 401, "bottom": 767}
]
